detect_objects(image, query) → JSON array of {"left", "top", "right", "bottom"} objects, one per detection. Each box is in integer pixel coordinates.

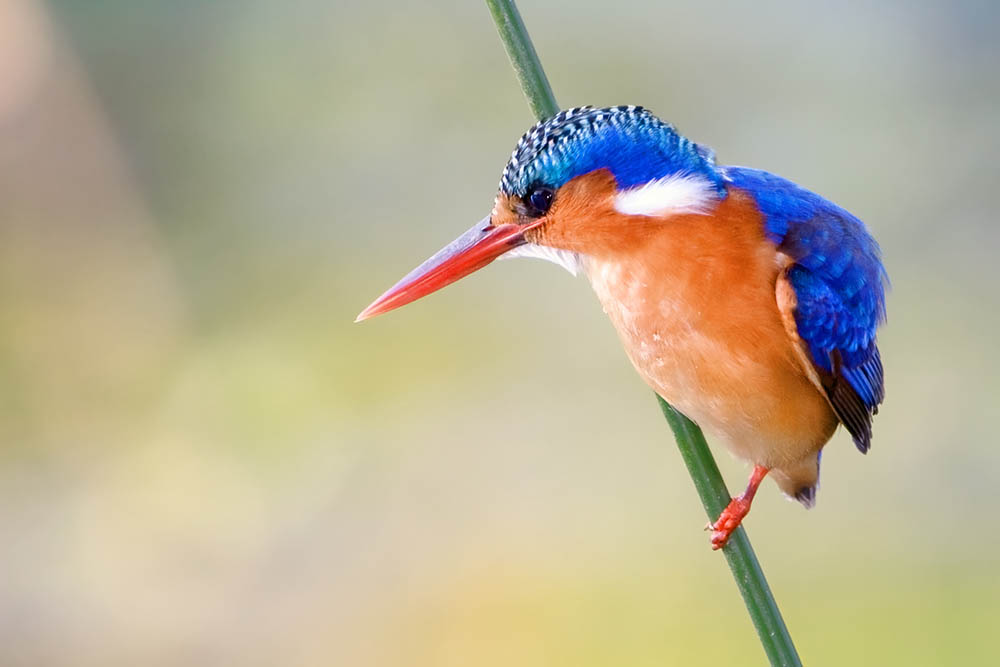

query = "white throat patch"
[
  {"left": 501, "top": 243, "right": 582, "bottom": 276},
  {"left": 613, "top": 174, "right": 719, "bottom": 218}
]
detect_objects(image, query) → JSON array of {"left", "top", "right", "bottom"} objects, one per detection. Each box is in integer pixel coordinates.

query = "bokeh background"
[{"left": 2, "top": 0, "right": 998, "bottom": 664}]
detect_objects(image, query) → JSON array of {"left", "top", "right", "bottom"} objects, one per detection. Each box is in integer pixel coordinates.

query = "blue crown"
[{"left": 499, "top": 106, "right": 723, "bottom": 196}]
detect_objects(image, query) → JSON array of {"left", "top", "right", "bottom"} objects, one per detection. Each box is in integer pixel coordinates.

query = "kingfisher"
[{"left": 357, "top": 106, "right": 886, "bottom": 549}]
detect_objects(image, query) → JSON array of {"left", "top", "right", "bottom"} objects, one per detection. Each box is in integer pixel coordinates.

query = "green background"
[{"left": 1, "top": 0, "right": 997, "bottom": 664}]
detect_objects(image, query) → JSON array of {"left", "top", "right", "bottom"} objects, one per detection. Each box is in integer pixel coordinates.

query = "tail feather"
[{"left": 773, "top": 451, "right": 822, "bottom": 509}]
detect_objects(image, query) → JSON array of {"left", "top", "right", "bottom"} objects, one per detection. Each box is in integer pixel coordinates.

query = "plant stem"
[
  {"left": 484, "top": 0, "right": 558, "bottom": 120},
  {"left": 657, "top": 397, "right": 801, "bottom": 666},
  {"left": 483, "top": 2, "right": 803, "bottom": 665}
]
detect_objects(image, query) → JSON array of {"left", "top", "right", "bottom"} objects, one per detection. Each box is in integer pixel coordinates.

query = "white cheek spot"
[{"left": 613, "top": 174, "right": 720, "bottom": 218}]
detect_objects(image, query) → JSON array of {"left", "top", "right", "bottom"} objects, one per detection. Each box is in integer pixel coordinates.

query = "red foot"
[
  {"left": 707, "top": 464, "right": 769, "bottom": 550},
  {"left": 709, "top": 497, "right": 752, "bottom": 550}
]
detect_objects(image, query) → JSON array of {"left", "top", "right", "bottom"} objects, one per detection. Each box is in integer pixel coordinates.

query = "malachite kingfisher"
[{"left": 357, "top": 106, "right": 887, "bottom": 549}]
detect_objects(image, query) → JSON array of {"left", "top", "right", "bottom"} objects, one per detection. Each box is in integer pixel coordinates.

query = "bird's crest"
[{"left": 500, "top": 106, "right": 723, "bottom": 197}]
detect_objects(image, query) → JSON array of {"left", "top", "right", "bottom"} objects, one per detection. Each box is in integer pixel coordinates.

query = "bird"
[{"left": 356, "top": 105, "right": 886, "bottom": 549}]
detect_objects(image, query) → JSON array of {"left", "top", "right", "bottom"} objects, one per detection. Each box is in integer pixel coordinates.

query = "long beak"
[{"left": 355, "top": 216, "right": 540, "bottom": 322}]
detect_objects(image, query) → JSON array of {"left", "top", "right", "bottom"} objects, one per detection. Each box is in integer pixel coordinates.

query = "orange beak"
[{"left": 356, "top": 216, "right": 542, "bottom": 322}]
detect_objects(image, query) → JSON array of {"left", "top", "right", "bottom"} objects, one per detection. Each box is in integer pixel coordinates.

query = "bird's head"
[{"left": 356, "top": 105, "right": 724, "bottom": 321}]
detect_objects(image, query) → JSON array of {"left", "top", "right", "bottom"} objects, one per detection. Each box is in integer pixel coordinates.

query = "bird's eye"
[{"left": 526, "top": 187, "right": 555, "bottom": 216}]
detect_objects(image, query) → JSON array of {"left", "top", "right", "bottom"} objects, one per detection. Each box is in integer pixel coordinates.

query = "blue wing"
[{"left": 723, "top": 167, "right": 887, "bottom": 452}]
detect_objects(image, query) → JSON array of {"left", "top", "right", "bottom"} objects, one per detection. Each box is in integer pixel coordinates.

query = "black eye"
[{"left": 527, "top": 187, "right": 555, "bottom": 215}]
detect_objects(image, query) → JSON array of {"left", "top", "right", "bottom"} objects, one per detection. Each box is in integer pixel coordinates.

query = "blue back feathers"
[
  {"left": 500, "top": 106, "right": 724, "bottom": 196},
  {"left": 723, "top": 167, "right": 887, "bottom": 451}
]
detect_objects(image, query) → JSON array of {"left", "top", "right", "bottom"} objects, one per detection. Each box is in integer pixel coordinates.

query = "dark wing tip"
[
  {"left": 827, "top": 356, "right": 878, "bottom": 454},
  {"left": 852, "top": 431, "right": 872, "bottom": 455}
]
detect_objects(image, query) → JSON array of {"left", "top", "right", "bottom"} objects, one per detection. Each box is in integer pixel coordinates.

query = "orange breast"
[{"left": 537, "top": 173, "right": 838, "bottom": 470}]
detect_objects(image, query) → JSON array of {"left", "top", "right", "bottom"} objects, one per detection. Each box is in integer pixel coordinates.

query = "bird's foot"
[
  {"left": 707, "top": 465, "right": 769, "bottom": 550},
  {"left": 709, "top": 497, "right": 752, "bottom": 550}
]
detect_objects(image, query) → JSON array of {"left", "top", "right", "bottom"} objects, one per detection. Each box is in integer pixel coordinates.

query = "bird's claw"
[{"left": 708, "top": 498, "right": 751, "bottom": 550}]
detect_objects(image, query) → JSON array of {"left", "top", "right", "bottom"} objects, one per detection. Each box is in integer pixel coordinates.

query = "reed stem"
[{"left": 483, "top": 1, "right": 803, "bottom": 664}]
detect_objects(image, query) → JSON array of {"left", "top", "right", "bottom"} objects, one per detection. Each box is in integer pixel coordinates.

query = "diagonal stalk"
[
  {"left": 483, "top": 1, "right": 802, "bottom": 665},
  {"left": 657, "top": 397, "right": 801, "bottom": 666},
  {"left": 484, "top": 0, "right": 559, "bottom": 119}
]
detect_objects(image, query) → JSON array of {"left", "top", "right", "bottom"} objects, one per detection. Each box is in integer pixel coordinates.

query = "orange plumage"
[{"left": 530, "top": 170, "right": 838, "bottom": 499}]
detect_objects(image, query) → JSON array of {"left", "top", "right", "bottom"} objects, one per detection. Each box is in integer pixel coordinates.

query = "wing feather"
[{"left": 726, "top": 166, "right": 887, "bottom": 452}]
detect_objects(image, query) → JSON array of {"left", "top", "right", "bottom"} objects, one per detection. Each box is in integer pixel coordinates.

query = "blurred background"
[{"left": 1, "top": 0, "right": 997, "bottom": 664}]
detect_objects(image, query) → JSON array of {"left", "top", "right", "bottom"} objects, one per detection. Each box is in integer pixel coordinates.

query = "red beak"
[{"left": 355, "top": 216, "right": 541, "bottom": 322}]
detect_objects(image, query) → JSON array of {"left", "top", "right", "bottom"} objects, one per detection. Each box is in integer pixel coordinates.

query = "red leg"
[{"left": 709, "top": 465, "right": 769, "bottom": 550}]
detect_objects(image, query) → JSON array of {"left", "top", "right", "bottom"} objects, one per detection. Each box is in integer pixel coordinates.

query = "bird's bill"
[{"left": 355, "top": 216, "right": 540, "bottom": 322}]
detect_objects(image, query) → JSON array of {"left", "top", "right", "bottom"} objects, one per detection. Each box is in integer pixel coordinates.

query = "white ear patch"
[
  {"left": 613, "top": 174, "right": 719, "bottom": 218},
  {"left": 501, "top": 243, "right": 582, "bottom": 276}
]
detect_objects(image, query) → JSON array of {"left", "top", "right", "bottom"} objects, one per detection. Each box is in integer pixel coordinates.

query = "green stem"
[
  {"left": 484, "top": 0, "right": 558, "bottom": 120},
  {"left": 657, "top": 397, "right": 801, "bottom": 666},
  {"left": 483, "top": 2, "right": 803, "bottom": 665}
]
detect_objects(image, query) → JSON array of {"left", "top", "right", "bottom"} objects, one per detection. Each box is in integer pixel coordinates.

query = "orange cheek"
[
  {"left": 530, "top": 169, "right": 642, "bottom": 256},
  {"left": 522, "top": 222, "right": 546, "bottom": 245},
  {"left": 497, "top": 168, "right": 645, "bottom": 252}
]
